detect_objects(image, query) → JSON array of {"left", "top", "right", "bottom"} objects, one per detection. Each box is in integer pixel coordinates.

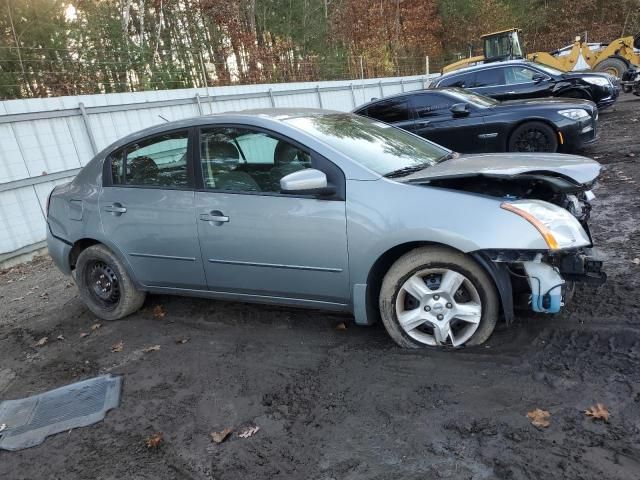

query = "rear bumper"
[{"left": 46, "top": 225, "right": 72, "bottom": 275}]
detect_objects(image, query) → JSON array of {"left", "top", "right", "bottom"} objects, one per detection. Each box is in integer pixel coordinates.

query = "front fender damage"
[{"left": 475, "top": 248, "right": 606, "bottom": 320}]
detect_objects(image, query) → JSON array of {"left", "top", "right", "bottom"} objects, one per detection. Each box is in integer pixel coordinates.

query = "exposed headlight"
[
  {"left": 582, "top": 76, "right": 611, "bottom": 87},
  {"left": 501, "top": 200, "right": 591, "bottom": 250},
  {"left": 558, "top": 108, "right": 590, "bottom": 120}
]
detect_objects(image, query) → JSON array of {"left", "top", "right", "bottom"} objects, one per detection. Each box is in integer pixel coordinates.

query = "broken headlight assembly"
[{"left": 501, "top": 200, "right": 591, "bottom": 250}]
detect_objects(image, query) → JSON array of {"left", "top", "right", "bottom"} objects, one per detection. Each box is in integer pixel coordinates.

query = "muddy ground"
[{"left": 1, "top": 95, "right": 639, "bottom": 480}]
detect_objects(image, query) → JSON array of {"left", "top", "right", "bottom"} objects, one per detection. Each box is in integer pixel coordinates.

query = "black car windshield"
[
  {"left": 285, "top": 113, "right": 450, "bottom": 176},
  {"left": 443, "top": 87, "right": 499, "bottom": 107}
]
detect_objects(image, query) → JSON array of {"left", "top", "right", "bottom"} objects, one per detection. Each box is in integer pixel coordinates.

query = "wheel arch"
[
  {"left": 364, "top": 241, "right": 513, "bottom": 326},
  {"left": 507, "top": 118, "right": 561, "bottom": 152},
  {"left": 68, "top": 237, "right": 142, "bottom": 289}
]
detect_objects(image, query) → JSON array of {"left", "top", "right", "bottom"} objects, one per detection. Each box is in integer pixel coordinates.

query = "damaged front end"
[{"left": 408, "top": 156, "right": 606, "bottom": 318}]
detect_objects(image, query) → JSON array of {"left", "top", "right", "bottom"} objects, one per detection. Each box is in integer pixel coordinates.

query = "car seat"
[
  {"left": 204, "top": 140, "right": 260, "bottom": 191},
  {"left": 269, "top": 140, "right": 310, "bottom": 191}
]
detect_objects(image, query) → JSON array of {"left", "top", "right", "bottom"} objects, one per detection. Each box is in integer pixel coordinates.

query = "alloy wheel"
[
  {"left": 514, "top": 128, "right": 553, "bottom": 152},
  {"left": 395, "top": 268, "right": 482, "bottom": 347}
]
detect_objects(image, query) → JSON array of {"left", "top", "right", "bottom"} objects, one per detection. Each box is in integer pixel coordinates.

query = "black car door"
[
  {"left": 470, "top": 67, "right": 508, "bottom": 99},
  {"left": 407, "top": 92, "right": 491, "bottom": 153},
  {"left": 361, "top": 97, "right": 413, "bottom": 130},
  {"left": 501, "top": 65, "right": 554, "bottom": 100}
]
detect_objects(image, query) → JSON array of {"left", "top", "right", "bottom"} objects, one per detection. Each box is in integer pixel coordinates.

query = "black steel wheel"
[
  {"left": 76, "top": 244, "right": 146, "bottom": 320},
  {"left": 508, "top": 121, "right": 558, "bottom": 153}
]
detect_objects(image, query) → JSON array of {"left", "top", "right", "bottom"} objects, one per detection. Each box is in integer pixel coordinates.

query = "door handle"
[
  {"left": 505, "top": 91, "right": 516, "bottom": 94},
  {"left": 200, "top": 211, "right": 229, "bottom": 224},
  {"left": 416, "top": 120, "right": 431, "bottom": 127},
  {"left": 104, "top": 203, "right": 127, "bottom": 214}
]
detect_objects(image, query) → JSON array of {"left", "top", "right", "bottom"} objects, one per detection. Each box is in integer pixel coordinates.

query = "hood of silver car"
[{"left": 403, "top": 152, "right": 601, "bottom": 186}]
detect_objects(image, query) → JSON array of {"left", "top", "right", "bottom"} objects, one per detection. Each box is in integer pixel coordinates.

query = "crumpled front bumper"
[{"left": 476, "top": 248, "right": 606, "bottom": 318}]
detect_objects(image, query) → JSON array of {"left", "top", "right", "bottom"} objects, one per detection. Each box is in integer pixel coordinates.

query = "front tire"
[
  {"left": 379, "top": 247, "right": 499, "bottom": 349},
  {"left": 594, "top": 57, "right": 628, "bottom": 78},
  {"left": 508, "top": 121, "right": 558, "bottom": 153},
  {"left": 76, "top": 244, "right": 146, "bottom": 321}
]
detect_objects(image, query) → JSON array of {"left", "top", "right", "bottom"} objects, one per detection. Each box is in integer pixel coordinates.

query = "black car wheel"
[
  {"left": 508, "top": 121, "right": 558, "bottom": 153},
  {"left": 76, "top": 244, "right": 146, "bottom": 320}
]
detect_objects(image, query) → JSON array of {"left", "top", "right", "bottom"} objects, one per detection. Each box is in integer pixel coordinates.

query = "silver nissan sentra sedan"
[{"left": 46, "top": 108, "right": 605, "bottom": 348}]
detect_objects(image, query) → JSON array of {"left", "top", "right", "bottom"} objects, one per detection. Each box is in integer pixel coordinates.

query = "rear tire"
[
  {"left": 594, "top": 57, "right": 628, "bottom": 78},
  {"left": 508, "top": 121, "right": 558, "bottom": 153},
  {"left": 76, "top": 244, "right": 146, "bottom": 321},
  {"left": 379, "top": 246, "right": 499, "bottom": 349}
]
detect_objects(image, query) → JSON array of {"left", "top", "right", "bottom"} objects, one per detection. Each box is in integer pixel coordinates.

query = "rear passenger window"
[
  {"left": 437, "top": 73, "right": 473, "bottom": 88},
  {"left": 111, "top": 131, "right": 189, "bottom": 188},
  {"left": 475, "top": 68, "right": 505, "bottom": 87},
  {"left": 366, "top": 99, "right": 410, "bottom": 123}
]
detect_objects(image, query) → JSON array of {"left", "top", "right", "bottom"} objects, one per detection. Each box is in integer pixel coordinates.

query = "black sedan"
[
  {"left": 432, "top": 60, "right": 619, "bottom": 109},
  {"left": 353, "top": 88, "right": 598, "bottom": 153}
]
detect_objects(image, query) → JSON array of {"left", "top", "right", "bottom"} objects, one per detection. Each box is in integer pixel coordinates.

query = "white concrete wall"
[{"left": 0, "top": 74, "right": 438, "bottom": 259}]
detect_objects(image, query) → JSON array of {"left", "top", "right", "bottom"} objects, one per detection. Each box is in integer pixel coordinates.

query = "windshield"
[
  {"left": 532, "top": 63, "right": 564, "bottom": 76},
  {"left": 444, "top": 88, "right": 499, "bottom": 107},
  {"left": 285, "top": 114, "right": 449, "bottom": 176}
]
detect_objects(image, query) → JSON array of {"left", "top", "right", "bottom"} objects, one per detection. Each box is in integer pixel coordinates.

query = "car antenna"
[{"left": 158, "top": 115, "right": 170, "bottom": 122}]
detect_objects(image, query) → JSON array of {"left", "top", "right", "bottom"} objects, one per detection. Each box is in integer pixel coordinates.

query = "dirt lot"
[{"left": 1, "top": 95, "right": 640, "bottom": 480}]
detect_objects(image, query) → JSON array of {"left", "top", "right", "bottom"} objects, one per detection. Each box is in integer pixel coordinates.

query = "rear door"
[
  {"left": 100, "top": 129, "right": 207, "bottom": 290},
  {"left": 408, "top": 92, "right": 492, "bottom": 153},
  {"left": 471, "top": 67, "right": 509, "bottom": 99},
  {"left": 195, "top": 126, "right": 350, "bottom": 305},
  {"left": 361, "top": 97, "right": 413, "bottom": 130}
]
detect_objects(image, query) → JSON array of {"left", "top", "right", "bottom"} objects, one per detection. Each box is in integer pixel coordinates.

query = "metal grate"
[{"left": 0, "top": 375, "right": 122, "bottom": 451}]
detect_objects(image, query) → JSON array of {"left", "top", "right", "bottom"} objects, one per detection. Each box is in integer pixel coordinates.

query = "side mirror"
[
  {"left": 280, "top": 169, "right": 335, "bottom": 196},
  {"left": 532, "top": 73, "right": 546, "bottom": 83},
  {"left": 450, "top": 103, "right": 470, "bottom": 117}
]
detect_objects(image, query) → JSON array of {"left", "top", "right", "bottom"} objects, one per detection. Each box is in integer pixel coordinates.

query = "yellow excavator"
[{"left": 442, "top": 28, "right": 640, "bottom": 78}]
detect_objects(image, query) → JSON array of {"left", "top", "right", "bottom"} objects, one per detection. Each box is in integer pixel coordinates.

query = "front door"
[
  {"left": 195, "top": 126, "right": 350, "bottom": 305},
  {"left": 99, "top": 129, "right": 207, "bottom": 289},
  {"left": 408, "top": 93, "right": 491, "bottom": 153}
]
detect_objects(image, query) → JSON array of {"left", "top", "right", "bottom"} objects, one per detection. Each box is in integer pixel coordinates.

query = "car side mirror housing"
[
  {"left": 450, "top": 103, "right": 470, "bottom": 117},
  {"left": 280, "top": 169, "right": 336, "bottom": 196},
  {"left": 532, "top": 73, "right": 546, "bottom": 83}
]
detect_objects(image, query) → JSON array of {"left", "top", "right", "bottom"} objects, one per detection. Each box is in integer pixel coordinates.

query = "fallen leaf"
[
  {"left": 56, "top": 334, "right": 65, "bottom": 341},
  {"left": 79, "top": 332, "right": 90, "bottom": 338},
  {"left": 335, "top": 322, "right": 347, "bottom": 331},
  {"left": 211, "top": 427, "right": 233, "bottom": 444},
  {"left": 152, "top": 305, "right": 166, "bottom": 319},
  {"left": 238, "top": 425, "right": 260, "bottom": 438},
  {"left": 111, "top": 340, "right": 124, "bottom": 353},
  {"left": 143, "top": 345, "right": 161, "bottom": 353},
  {"left": 0, "top": 424, "right": 6, "bottom": 432},
  {"left": 527, "top": 408, "right": 551, "bottom": 428},
  {"left": 11, "top": 297, "right": 24, "bottom": 302},
  {"left": 175, "top": 337, "right": 190, "bottom": 344},
  {"left": 632, "top": 258, "right": 640, "bottom": 265},
  {"left": 91, "top": 323, "right": 102, "bottom": 331},
  {"left": 145, "top": 432, "right": 163, "bottom": 449},
  {"left": 35, "top": 337, "right": 48, "bottom": 347},
  {"left": 585, "top": 403, "right": 609, "bottom": 422},
  {"left": 39, "top": 292, "right": 49, "bottom": 299}
]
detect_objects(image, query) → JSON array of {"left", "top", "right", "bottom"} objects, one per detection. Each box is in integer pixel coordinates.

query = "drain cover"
[{"left": 0, "top": 374, "right": 122, "bottom": 451}]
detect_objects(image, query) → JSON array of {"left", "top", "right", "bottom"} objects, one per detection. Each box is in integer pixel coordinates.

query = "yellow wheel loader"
[
  {"left": 442, "top": 30, "right": 640, "bottom": 78},
  {"left": 442, "top": 28, "right": 524, "bottom": 74},
  {"left": 529, "top": 34, "right": 640, "bottom": 77}
]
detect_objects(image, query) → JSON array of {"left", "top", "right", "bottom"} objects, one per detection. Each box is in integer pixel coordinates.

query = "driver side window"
[
  {"left": 199, "top": 128, "right": 312, "bottom": 193},
  {"left": 505, "top": 67, "right": 538, "bottom": 84}
]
